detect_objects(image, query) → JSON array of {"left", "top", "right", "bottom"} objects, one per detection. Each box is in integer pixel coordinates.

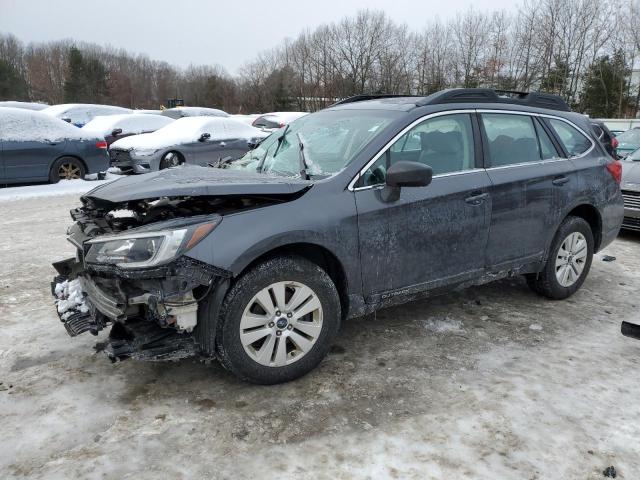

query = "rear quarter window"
[{"left": 548, "top": 119, "right": 592, "bottom": 157}]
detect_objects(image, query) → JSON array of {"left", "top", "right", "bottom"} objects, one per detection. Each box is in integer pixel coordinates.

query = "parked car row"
[{"left": 0, "top": 101, "right": 309, "bottom": 183}]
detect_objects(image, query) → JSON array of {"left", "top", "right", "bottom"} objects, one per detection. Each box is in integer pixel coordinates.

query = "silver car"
[
  {"left": 108, "top": 116, "right": 269, "bottom": 173},
  {"left": 621, "top": 147, "right": 640, "bottom": 231}
]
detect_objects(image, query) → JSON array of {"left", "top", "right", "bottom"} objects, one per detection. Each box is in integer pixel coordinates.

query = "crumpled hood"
[
  {"left": 83, "top": 165, "right": 312, "bottom": 204},
  {"left": 621, "top": 160, "right": 640, "bottom": 191}
]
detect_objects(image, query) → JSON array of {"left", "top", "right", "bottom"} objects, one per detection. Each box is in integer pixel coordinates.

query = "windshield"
[
  {"left": 616, "top": 128, "right": 640, "bottom": 145},
  {"left": 232, "top": 109, "right": 400, "bottom": 178}
]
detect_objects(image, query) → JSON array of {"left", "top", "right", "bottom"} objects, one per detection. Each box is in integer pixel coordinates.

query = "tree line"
[{"left": 1, "top": 0, "right": 639, "bottom": 118}]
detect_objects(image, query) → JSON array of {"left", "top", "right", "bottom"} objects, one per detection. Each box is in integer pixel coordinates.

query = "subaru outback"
[{"left": 51, "top": 89, "right": 624, "bottom": 384}]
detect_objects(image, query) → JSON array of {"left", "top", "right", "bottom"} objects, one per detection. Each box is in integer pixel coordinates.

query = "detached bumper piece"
[
  {"left": 98, "top": 321, "right": 199, "bottom": 362},
  {"left": 621, "top": 321, "right": 640, "bottom": 341}
]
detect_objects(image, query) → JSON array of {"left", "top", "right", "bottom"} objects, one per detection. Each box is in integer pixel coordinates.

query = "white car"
[
  {"left": 252, "top": 111, "right": 308, "bottom": 132},
  {"left": 42, "top": 103, "right": 132, "bottom": 127},
  {"left": 231, "top": 114, "right": 261, "bottom": 126},
  {"left": 82, "top": 114, "right": 174, "bottom": 147},
  {"left": 161, "top": 106, "right": 229, "bottom": 119}
]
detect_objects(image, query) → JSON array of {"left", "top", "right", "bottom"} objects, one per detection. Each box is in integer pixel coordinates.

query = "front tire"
[
  {"left": 49, "top": 156, "right": 86, "bottom": 183},
  {"left": 526, "top": 216, "right": 594, "bottom": 300},
  {"left": 215, "top": 255, "right": 341, "bottom": 384},
  {"left": 159, "top": 151, "right": 182, "bottom": 169}
]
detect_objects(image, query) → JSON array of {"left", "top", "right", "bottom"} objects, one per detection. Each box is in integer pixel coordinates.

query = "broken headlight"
[{"left": 85, "top": 222, "right": 217, "bottom": 268}]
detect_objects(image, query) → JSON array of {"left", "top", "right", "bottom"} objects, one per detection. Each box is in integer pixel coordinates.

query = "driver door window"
[{"left": 357, "top": 113, "right": 475, "bottom": 188}]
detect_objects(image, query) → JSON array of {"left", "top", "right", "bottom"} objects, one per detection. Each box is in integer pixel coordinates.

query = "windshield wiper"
[
  {"left": 297, "top": 132, "right": 310, "bottom": 180},
  {"left": 257, "top": 124, "right": 289, "bottom": 173}
]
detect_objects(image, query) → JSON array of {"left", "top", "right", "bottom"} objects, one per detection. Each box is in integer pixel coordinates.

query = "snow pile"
[
  {"left": 0, "top": 108, "right": 101, "bottom": 142},
  {"left": 111, "top": 117, "right": 267, "bottom": 151},
  {"left": 0, "top": 100, "right": 48, "bottom": 110},
  {"left": 422, "top": 317, "right": 465, "bottom": 333},
  {"left": 82, "top": 114, "right": 173, "bottom": 136},
  {"left": 54, "top": 279, "right": 88, "bottom": 320},
  {"left": 0, "top": 172, "right": 120, "bottom": 202}
]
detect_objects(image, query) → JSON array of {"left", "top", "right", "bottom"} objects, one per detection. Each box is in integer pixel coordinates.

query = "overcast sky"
[{"left": 0, "top": 0, "right": 517, "bottom": 74}]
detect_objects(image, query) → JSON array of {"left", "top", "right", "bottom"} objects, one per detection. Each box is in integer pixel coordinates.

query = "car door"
[
  {"left": 353, "top": 112, "right": 492, "bottom": 301},
  {"left": 479, "top": 111, "right": 574, "bottom": 268}
]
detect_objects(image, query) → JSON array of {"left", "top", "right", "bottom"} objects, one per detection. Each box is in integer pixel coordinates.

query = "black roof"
[{"left": 331, "top": 89, "right": 571, "bottom": 113}]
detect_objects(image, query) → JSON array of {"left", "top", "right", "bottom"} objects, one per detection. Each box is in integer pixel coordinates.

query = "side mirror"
[
  {"left": 111, "top": 128, "right": 123, "bottom": 136},
  {"left": 61, "top": 117, "right": 72, "bottom": 123},
  {"left": 380, "top": 161, "right": 432, "bottom": 202},
  {"left": 199, "top": 132, "right": 211, "bottom": 142}
]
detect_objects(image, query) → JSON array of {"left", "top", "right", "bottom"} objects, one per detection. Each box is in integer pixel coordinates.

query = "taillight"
[
  {"left": 606, "top": 160, "right": 622, "bottom": 183},
  {"left": 611, "top": 137, "right": 618, "bottom": 149},
  {"left": 96, "top": 141, "right": 108, "bottom": 149}
]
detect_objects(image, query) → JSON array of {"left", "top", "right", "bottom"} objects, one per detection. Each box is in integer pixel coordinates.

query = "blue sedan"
[{"left": 0, "top": 108, "right": 110, "bottom": 184}]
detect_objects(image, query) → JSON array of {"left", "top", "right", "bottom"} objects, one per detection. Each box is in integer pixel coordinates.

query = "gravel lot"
[{"left": 1, "top": 192, "right": 639, "bottom": 479}]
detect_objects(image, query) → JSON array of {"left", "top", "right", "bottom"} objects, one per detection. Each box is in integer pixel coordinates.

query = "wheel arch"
[
  {"left": 234, "top": 242, "right": 350, "bottom": 321},
  {"left": 565, "top": 203, "right": 603, "bottom": 252}
]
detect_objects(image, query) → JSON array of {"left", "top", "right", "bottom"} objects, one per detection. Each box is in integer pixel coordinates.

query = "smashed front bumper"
[{"left": 51, "top": 256, "right": 230, "bottom": 361}]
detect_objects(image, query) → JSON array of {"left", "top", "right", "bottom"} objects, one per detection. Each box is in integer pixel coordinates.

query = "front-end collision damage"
[
  {"left": 52, "top": 255, "right": 231, "bottom": 361},
  {"left": 51, "top": 169, "right": 311, "bottom": 362}
]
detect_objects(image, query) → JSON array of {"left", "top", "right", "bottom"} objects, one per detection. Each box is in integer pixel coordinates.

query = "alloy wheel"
[
  {"left": 58, "top": 162, "right": 81, "bottom": 180},
  {"left": 239, "top": 281, "right": 323, "bottom": 367},
  {"left": 555, "top": 232, "right": 588, "bottom": 287}
]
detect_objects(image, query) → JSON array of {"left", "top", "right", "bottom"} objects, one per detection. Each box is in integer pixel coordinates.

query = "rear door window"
[
  {"left": 548, "top": 119, "right": 592, "bottom": 157},
  {"left": 481, "top": 113, "right": 541, "bottom": 167}
]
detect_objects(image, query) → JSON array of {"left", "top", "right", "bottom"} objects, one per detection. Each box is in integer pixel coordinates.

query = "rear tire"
[
  {"left": 215, "top": 255, "right": 341, "bottom": 384},
  {"left": 526, "top": 216, "right": 594, "bottom": 300},
  {"left": 49, "top": 156, "right": 86, "bottom": 183}
]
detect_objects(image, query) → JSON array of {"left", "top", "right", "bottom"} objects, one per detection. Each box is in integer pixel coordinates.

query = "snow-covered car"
[
  {"left": 82, "top": 114, "right": 174, "bottom": 147},
  {"left": 42, "top": 103, "right": 132, "bottom": 127},
  {"left": 0, "top": 108, "right": 110, "bottom": 184},
  {"left": 161, "top": 106, "right": 229, "bottom": 119},
  {"left": 0, "top": 100, "right": 49, "bottom": 111},
  {"left": 108, "top": 116, "right": 269, "bottom": 174},
  {"left": 252, "top": 111, "right": 308, "bottom": 132},
  {"left": 231, "top": 113, "right": 262, "bottom": 126}
]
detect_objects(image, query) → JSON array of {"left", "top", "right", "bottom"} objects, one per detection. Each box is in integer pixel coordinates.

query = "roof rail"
[
  {"left": 415, "top": 88, "right": 570, "bottom": 112},
  {"left": 331, "top": 93, "right": 423, "bottom": 106}
]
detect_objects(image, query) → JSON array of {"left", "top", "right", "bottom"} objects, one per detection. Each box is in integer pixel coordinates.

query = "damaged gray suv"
[{"left": 52, "top": 89, "right": 624, "bottom": 384}]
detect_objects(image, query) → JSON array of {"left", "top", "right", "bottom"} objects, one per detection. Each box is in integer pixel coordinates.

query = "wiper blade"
[
  {"left": 257, "top": 124, "right": 289, "bottom": 173},
  {"left": 297, "top": 132, "right": 310, "bottom": 180}
]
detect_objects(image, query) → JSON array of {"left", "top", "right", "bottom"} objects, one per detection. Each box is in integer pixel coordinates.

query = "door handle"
[
  {"left": 552, "top": 176, "right": 570, "bottom": 186},
  {"left": 465, "top": 192, "right": 489, "bottom": 205}
]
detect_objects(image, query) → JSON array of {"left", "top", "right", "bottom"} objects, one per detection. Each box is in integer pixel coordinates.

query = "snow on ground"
[
  {"left": 0, "top": 194, "right": 639, "bottom": 479},
  {"left": 0, "top": 173, "right": 120, "bottom": 202}
]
